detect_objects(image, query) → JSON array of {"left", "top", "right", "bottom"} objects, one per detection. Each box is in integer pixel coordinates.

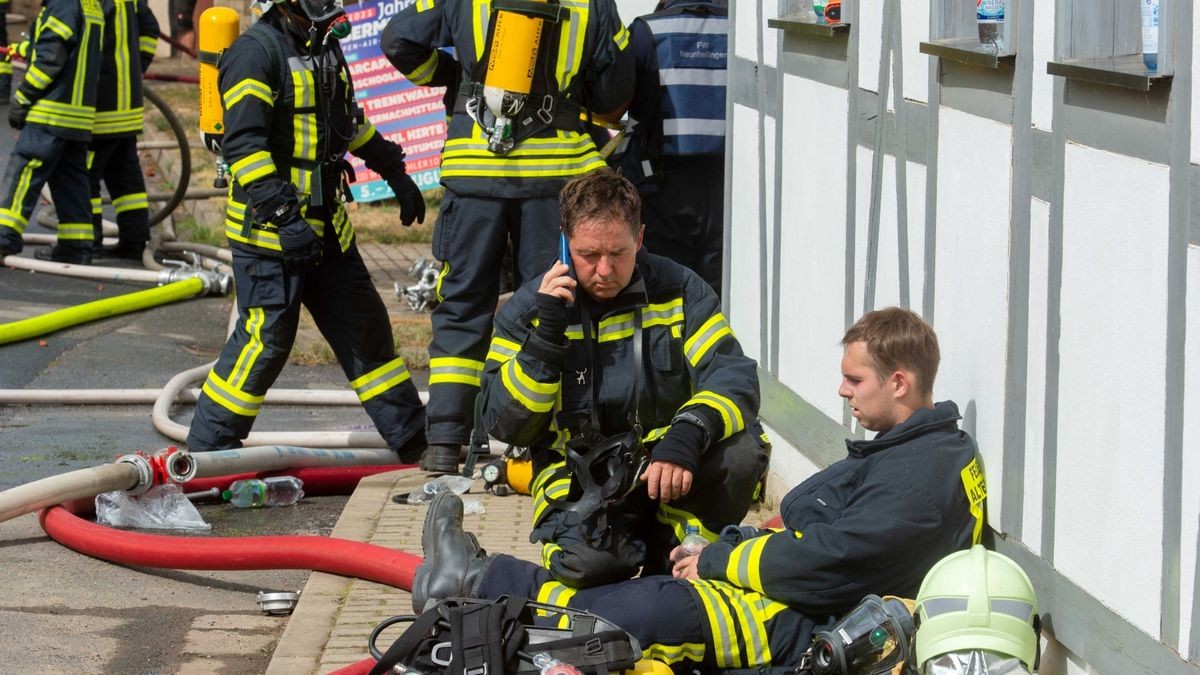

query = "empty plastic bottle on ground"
[
  {"left": 679, "top": 524, "right": 709, "bottom": 558},
  {"left": 977, "top": 0, "right": 1005, "bottom": 53},
  {"left": 1141, "top": 0, "right": 1159, "bottom": 71},
  {"left": 223, "top": 477, "right": 305, "bottom": 508}
]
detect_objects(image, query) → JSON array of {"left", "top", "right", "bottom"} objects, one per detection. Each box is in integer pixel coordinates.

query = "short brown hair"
[
  {"left": 558, "top": 168, "right": 641, "bottom": 238},
  {"left": 842, "top": 307, "right": 940, "bottom": 397}
]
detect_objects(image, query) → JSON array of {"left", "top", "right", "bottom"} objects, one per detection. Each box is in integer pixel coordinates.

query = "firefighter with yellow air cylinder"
[
  {"left": 380, "top": 0, "right": 635, "bottom": 476},
  {"left": 184, "top": 0, "right": 429, "bottom": 459}
]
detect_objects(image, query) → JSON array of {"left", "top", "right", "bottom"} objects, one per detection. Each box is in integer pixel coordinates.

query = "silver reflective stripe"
[
  {"left": 921, "top": 597, "right": 969, "bottom": 617},
  {"left": 659, "top": 67, "right": 727, "bottom": 87},
  {"left": 645, "top": 16, "right": 725, "bottom": 35},
  {"left": 991, "top": 599, "right": 1035, "bottom": 620},
  {"left": 664, "top": 118, "right": 726, "bottom": 137}
]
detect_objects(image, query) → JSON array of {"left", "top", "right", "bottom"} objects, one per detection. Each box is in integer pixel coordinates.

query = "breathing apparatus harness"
[
  {"left": 458, "top": 0, "right": 588, "bottom": 154},
  {"left": 366, "top": 596, "right": 642, "bottom": 675},
  {"left": 537, "top": 299, "right": 650, "bottom": 545}
]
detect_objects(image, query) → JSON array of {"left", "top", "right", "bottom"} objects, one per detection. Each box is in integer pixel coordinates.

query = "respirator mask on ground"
[{"left": 809, "top": 595, "right": 915, "bottom": 675}]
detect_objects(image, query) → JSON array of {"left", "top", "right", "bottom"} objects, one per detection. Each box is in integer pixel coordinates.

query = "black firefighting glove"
[
  {"left": 534, "top": 292, "right": 570, "bottom": 344},
  {"left": 277, "top": 218, "right": 322, "bottom": 272},
  {"left": 251, "top": 184, "right": 321, "bottom": 272},
  {"left": 649, "top": 418, "right": 707, "bottom": 474},
  {"left": 355, "top": 132, "right": 426, "bottom": 226},
  {"left": 8, "top": 92, "right": 29, "bottom": 130}
]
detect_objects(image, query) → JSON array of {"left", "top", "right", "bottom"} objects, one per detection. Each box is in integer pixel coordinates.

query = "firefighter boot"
[
  {"left": 0, "top": 227, "right": 21, "bottom": 257},
  {"left": 411, "top": 492, "right": 492, "bottom": 613},
  {"left": 0, "top": 75, "right": 10, "bottom": 106},
  {"left": 35, "top": 244, "right": 93, "bottom": 265},
  {"left": 420, "top": 443, "right": 460, "bottom": 475}
]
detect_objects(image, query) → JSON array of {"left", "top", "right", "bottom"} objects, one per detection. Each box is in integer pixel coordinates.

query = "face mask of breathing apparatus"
[{"left": 808, "top": 595, "right": 916, "bottom": 675}]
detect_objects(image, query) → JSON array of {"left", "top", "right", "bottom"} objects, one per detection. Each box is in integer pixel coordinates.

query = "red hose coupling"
[{"left": 115, "top": 447, "right": 180, "bottom": 495}]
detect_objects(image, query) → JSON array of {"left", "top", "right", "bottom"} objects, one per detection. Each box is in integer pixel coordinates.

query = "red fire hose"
[{"left": 38, "top": 464, "right": 421, "bottom": 589}]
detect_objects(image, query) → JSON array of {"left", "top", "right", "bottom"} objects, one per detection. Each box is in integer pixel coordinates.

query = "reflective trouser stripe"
[
  {"left": 0, "top": 157, "right": 44, "bottom": 234},
  {"left": 201, "top": 368, "right": 266, "bottom": 417},
  {"left": 429, "top": 356, "right": 483, "bottom": 387},
  {"left": 227, "top": 307, "right": 267, "bottom": 389},
  {"left": 656, "top": 502, "right": 716, "bottom": 543},
  {"left": 689, "top": 579, "right": 774, "bottom": 668},
  {"left": 533, "top": 579, "right": 577, "bottom": 627},
  {"left": 112, "top": 191, "right": 148, "bottom": 213},
  {"left": 57, "top": 222, "right": 94, "bottom": 240},
  {"left": 350, "top": 357, "right": 412, "bottom": 402}
]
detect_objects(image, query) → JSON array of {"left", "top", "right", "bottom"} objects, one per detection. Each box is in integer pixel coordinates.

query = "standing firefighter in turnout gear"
[
  {"left": 0, "top": 0, "right": 11, "bottom": 104},
  {"left": 0, "top": 0, "right": 103, "bottom": 263},
  {"left": 89, "top": 0, "right": 159, "bottom": 261},
  {"left": 413, "top": 307, "right": 989, "bottom": 672},
  {"left": 185, "top": 0, "right": 429, "bottom": 456},
  {"left": 617, "top": 0, "right": 728, "bottom": 297},
  {"left": 480, "top": 170, "right": 769, "bottom": 589},
  {"left": 380, "top": 0, "right": 634, "bottom": 475}
]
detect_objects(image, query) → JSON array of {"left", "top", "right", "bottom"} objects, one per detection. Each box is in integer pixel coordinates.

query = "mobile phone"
[{"left": 559, "top": 231, "right": 571, "bottom": 270}]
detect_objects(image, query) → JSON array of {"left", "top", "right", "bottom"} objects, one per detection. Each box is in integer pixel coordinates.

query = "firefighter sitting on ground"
[
  {"left": 476, "top": 169, "right": 770, "bottom": 590},
  {"left": 184, "top": 0, "right": 428, "bottom": 458},
  {"left": 379, "top": 0, "right": 635, "bottom": 476},
  {"left": 412, "top": 305, "right": 989, "bottom": 672},
  {"left": 0, "top": 0, "right": 103, "bottom": 263}
]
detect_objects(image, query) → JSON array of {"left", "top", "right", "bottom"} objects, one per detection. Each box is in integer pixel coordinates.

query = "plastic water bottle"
[
  {"left": 977, "top": 0, "right": 1006, "bottom": 54},
  {"left": 532, "top": 653, "right": 582, "bottom": 675},
  {"left": 679, "top": 524, "right": 709, "bottom": 558},
  {"left": 222, "top": 477, "right": 305, "bottom": 508},
  {"left": 811, "top": 0, "right": 825, "bottom": 22},
  {"left": 1141, "top": 0, "right": 1159, "bottom": 71}
]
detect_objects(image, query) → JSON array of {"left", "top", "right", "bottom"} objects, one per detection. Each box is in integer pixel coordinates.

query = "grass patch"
[{"left": 174, "top": 213, "right": 226, "bottom": 247}]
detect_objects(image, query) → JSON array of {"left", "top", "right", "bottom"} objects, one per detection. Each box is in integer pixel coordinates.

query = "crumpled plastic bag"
[
  {"left": 96, "top": 483, "right": 211, "bottom": 531},
  {"left": 405, "top": 474, "right": 474, "bottom": 505},
  {"left": 922, "top": 650, "right": 1031, "bottom": 675}
]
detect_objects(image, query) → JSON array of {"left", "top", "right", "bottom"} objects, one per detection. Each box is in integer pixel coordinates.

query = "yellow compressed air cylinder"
[
  {"left": 483, "top": 1, "right": 546, "bottom": 98},
  {"left": 198, "top": 7, "right": 241, "bottom": 136},
  {"left": 505, "top": 457, "right": 533, "bottom": 495},
  {"left": 625, "top": 660, "right": 672, "bottom": 674}
]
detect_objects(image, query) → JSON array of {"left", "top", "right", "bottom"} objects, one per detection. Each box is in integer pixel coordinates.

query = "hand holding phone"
[{"left": 538, "top": 232, "right": 577, "bottom": 306}]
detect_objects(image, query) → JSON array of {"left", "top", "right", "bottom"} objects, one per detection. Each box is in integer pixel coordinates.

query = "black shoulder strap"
[{"left": 243, "top": 23, "right": 289, "bottom": 99}]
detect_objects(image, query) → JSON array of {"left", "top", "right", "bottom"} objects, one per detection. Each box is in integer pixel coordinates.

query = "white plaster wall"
[
  {"left": 852, "top": 151, "right": 927, "bottom": 313},
  {"left": 775, "top": 74, "right": 849, "bottom": 422},
  {"left": 614, "top": 0, "right": 658, "bottom": 25},
  {"left": 901, "top": 0, "right": 930, "bottom": 105},
  {"left": 857, "top": 2, "right": 883, "bottom": 95},
  {"left": 728, "top": 102, "right": 766, "bottom": 363},
  {"left": 932, "top": 107, "right": 1012, "bottom": 525},
  {"left": 1180, "top": 244, "right": 1200, "bottom": 656},
  {"left": 1193, "top": 0, "right": 1200, "bottom": 165},
  {"left": 734, "top": 1, "right": 759, "bottom": 62},
  {"left": 1021, "top": 197, "right": 1050, "bottom": 550},
  {"left": 763, "top": 422, "right": 825, "bottom": 508},
  {"left": 1030, "top": 0, "right": 1056, "bottom": 131},
  {"left": 1054, "top": 143, "right": 1170, "bottom": 638},
  {"left": 762, "top": 2, "right": 779, "bottom": 69}
]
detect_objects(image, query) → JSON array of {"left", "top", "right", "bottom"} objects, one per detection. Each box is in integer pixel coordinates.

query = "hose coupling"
[
  {"left": 165, "top": 449, "right": 199, "bottom": 484},
  {"left": 156, "top": 268, "right": 233, "bottom": 295},
  {"left": 115, "top": 452, "right": 155, "bottom": 496}
]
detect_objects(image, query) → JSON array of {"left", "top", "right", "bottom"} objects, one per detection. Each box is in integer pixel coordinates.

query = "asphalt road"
[{"left": 0, "top": 79, "right": 405, "bottom": 673}]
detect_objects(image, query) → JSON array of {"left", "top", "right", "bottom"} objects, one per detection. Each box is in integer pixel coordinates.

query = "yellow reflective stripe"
[
  {"left": 724, "top": 534, "right": 770, "bottom": 594},
  {"left": 201, "top": 369, "right": 266, "bottom": 417},
  {"left": 643, "top": 297, "right": 685, "bottom": 328},
  {"left": 348, "top": 122, "right": 376, "bottom": 152},
  {"left": 530, "top": 461, "right": 565, "bottom": 497},
  {"left": 641, "top": 642, "right": 706, "bottom": 665},
  {"left": 532, "top": 474, "right": 571, "bottom": 525},
  {"left": 112, "top": 192, "right": 148, "bottom": 213},
  {"left": 90, "top": 197, "right": 102, "bottom": 215},
  {"left": 229, "top": 307, "right": 266, "bottom": 389},
  {"left": 656, "top": 502, "right": 717, "bottom": 543},
  {"left": 416, "top": 0, "right": 435, "bottom": 10},
  {"left": 685, "top": 390, "right": 744, "bottom": 439},
  {"left": 960, "top": 457, "right": 988, "bottom": 545},
  {"left": 56, "top": 222, "right": 93, "bottom": 240},
  {"left": 684, "top": 312, "right": 733, "bottom": 367},
  {"left": 294, "top": 113, "right": 317, "bottom": 161},
  {"left": 485, "top": 336, "right": 521, "bottom": 364},
  {"left": 230, "top": 151, "right": 277, "bottom": 184},
  {"left": 534, "top": 579, "right": 577, "bottom": 628},
  {"left": 114, "top": 0, "right": 130, "bottom": 112},
  {"left": 500, "top": 358, "right": 558, "bottom": 413},
  {"left": 404, "top": 49, "right": 439, "bottom": 85},
  {"left": 24, "top": 65, "right": 51, "bottom": 89},
  {"left": 429, "top": 356, "right": 484, "bottom": 387},
  {"left": 139, "top": 35, "right": 157, "bottom": 53},
  {"left": 223, "top": 78, "right": 274, "bottom": 108},
  {"left": 26, "top": 105, "right": 96, "bottom": 131},
  {"left": 335, "top": 205, "right": 355, "bottom": 252},
  {"left": 554, "top": 0, "right": 587, "bottom": 92},
  {"left": 690, "top": 580, "right": 741, "bottom": 667},
  {"left": 93, "top": 108, "right": 145, "bottom": 134},
  {"left": 290, "top": 167, "right": 314, "bottom": 197},
  {"left": 0, "top": 60, "right": 12, "bottom": 76},
  {"left": 289, "top": 61, "right": 316, "bottom": 107},
  {"left": 642, "top": 425, "right": 670, "bottom": 444},
  {"left": 225, "top": 222, "right": 282, "bottom": 250},
  {"left": 471, "top": 0, "right": 486, "bottom": 61},
  {"left": 540, "top": 543, "right": 563, "bottom": 570},
  {"left": 350, "top": 357, "right": 412, "bottom": 402},
  {"left": 726, "top": 586, "right": 771, "bottom": 666},
  {"left": 43, "top": 15, "right": 74, "bottom": 40},
  {"left": 2, "top": 158, "right": 43, "bottom": 234},
  {"left": 613, "top": 23, "right": 630, "bottom": 50}
]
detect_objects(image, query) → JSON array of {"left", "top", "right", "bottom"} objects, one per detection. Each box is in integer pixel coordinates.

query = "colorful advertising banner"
[{"left": 341, "top": 0, "right": 448, "bottom": 202}]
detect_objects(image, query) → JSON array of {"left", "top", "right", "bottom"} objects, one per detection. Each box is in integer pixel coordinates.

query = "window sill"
[
  {"left": 920, "top": 38, "right": 1015, "bottom": 69},
  {"left": 767, "top": 15, "right": 852, "bottom": 37},
  {"left": 1047, "top": 54, "right": 1173, "bottom": 91}
]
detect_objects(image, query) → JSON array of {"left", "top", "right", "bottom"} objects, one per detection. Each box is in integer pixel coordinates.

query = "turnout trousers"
[
  {"left": 186, "top": 240, "right": 426, "bottom": 453},
  {"left": 641, "top": 156, "right": 724, "bottom": 298},
  {"left": 425, "top": 188, "right": 560, "bottom": 446},
  {"left": 89, "top": 135, "right": 150, "bottom": 245},
  {"left": 480, "top": 554, "right": 816, "bottom": 673},
  {"left": 0, "top": 124, "right": 94, "bottom": 253},
  {"left": 531, "top": 429, "right": 770, "bottom": 589}
]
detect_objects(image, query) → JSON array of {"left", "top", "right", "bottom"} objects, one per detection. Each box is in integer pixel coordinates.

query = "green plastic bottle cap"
[{"left": 222, "top": 489, "right": 232, "bottom": 500}]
